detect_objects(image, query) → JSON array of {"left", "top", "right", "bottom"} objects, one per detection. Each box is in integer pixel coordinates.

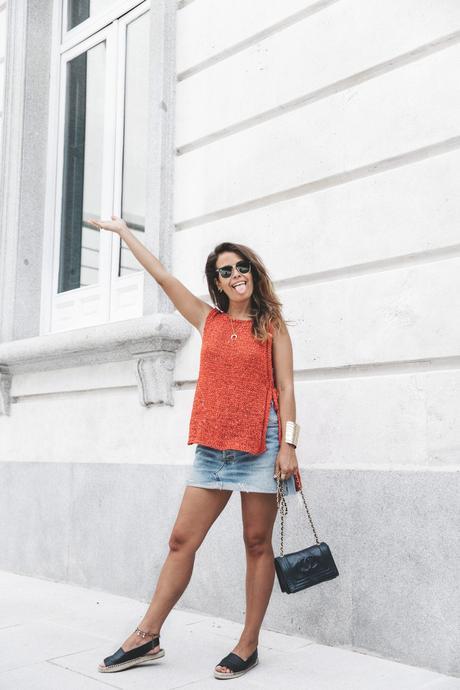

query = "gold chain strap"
[{"left": 276, "top": 476, "right": 320, "bottom": 556}]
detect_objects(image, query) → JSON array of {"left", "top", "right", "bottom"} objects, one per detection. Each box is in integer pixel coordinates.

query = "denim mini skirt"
[{"left": 185, "top": 399, "right": 296, "bottom": 495}]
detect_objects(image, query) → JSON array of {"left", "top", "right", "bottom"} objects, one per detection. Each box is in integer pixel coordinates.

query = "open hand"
[{"left": 88, "top": 214, "right": 128, "bottom": 236}]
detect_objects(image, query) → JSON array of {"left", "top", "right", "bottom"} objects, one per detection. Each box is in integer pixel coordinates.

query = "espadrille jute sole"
[{"left": 98, "top": 648, "right": 165, "bottom": 673}]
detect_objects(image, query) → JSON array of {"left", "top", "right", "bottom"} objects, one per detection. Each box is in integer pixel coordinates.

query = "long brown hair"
[{"left": 204, "top": 241, "right": 288, "bottom": 343}]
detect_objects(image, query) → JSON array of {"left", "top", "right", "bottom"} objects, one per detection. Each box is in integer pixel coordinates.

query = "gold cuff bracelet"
[{"left": 285, "top": 420, "right": 300, "bottom": 447}]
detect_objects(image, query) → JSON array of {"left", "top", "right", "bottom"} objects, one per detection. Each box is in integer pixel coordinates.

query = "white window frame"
[
  {"left": 41, "top": 0, "right": 150, "bottom": 334},
  {"left": 61, "top": 0, "right": 145, "bottom": 52}
]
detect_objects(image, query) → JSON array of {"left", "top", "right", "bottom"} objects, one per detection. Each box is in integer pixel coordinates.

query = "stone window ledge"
[{"left": 0, "top": 313, "right": 192, "bottom": 415}]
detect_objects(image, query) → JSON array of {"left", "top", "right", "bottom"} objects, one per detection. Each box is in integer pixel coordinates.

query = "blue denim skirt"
[{"left": 185, "top": 400, "right": 296, "bottom": 495}]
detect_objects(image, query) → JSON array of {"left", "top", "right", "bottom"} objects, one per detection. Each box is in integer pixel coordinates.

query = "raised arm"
[{"left": 88, "top": 215, "right": 212, "bottom": 334}]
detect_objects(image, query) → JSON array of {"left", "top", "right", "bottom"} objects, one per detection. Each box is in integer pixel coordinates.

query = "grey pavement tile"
[
  {"left": 0, "top": 660, "right": 122, "bottom": 690},
  {"left": 0, "top": 620, "right": 108, "bottom": 674},
  {"left": 420, "top": 679, "right": 460, "bottom": 690},
  {"left": 1, "top": 570, "right": 458, "bottom": 690},
  {"left": 171, "top": 666, "right": 460, "bottom": 690},
  {"left": 175, "top": 646, "right": 460, "bottom": 690},
  {"left": 185, "top": 615, "right": 315, "bottom": 652},
  {"left": 164, "top": 651, "right": 460, "bottom": 690},
  {"left": 51, "top": 630, "right": 245, "bottom": 690},
  {"left": 227, "top": 644, "right": 455, "bottom": 690},
  {"left": 169, "top": 677, "right": 262, "bottom": 689},
  {"left": 0, "top": 570, "right": 207, "bottom": 641},
  {"left": 44, "top": 631, "right": 455, "bottom": 690}
]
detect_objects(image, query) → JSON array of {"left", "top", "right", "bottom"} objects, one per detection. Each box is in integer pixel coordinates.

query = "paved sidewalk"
[{"left": 0, "top": 570, "right": 458, "bottom": 690}]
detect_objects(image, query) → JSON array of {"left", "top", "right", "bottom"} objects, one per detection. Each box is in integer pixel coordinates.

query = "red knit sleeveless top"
[{"left": 187, "top": 307, "right": 278, "bottom": 454}]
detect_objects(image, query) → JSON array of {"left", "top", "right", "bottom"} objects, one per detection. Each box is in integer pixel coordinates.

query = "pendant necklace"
[
  {"left": 229, "top": 314, "right": 238, "bottom": 341},
  {"left": 228, "top": 313, "right": 251, "bottom": 340}
]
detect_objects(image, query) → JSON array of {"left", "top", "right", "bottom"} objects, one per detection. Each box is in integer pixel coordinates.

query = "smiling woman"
[
  {"left": 186, "top": 240, "right": 302, "bottom": 489},
  {"left": 203, "top": 241, "right": 289, "bottom": 343},
  {"left": 91, "top": 222, "right": 301, "bottom": 678}
]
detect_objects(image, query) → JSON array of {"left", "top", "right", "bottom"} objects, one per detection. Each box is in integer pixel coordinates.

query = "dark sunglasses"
[{"left": 215, "top": 260, "right": 251, "bottom": 279}]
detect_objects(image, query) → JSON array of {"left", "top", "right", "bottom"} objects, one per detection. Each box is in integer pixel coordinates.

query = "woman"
[{"left": 90, "top": 215, "right": 301, "bottom": 680}]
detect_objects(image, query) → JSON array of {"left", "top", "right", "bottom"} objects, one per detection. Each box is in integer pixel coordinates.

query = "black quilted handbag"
[{"left": 274, "top": 476, "right": 339, "bottom": 594}]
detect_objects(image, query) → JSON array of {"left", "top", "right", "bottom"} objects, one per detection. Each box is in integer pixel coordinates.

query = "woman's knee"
[
  {"left": 168, "top": 528, "right": 201, "bottom": 553},
  {"left": 243, "top": 531, "right": 273, "bottom": 556}
]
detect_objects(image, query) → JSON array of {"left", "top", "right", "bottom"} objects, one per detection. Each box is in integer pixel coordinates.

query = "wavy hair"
[{"left": 204, "top": 241, "right": 290, "bottom": 343}]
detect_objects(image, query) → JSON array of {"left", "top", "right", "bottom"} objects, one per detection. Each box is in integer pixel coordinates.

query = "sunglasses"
[{"left": 215, "top": 260, "right": 251, "bottom": 279}]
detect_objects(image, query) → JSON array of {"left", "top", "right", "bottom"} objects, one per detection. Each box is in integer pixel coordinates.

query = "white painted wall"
[{"left": 172, "top": 0, "right": 460, "bottom": 472}]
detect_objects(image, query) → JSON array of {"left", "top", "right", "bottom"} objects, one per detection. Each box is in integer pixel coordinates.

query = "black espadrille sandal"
[
  {"left": 98, "top": 626, "right": 165, "bottom": 673},
  {"left": 214, "top": 647, "right": 258, "bottom": 680}
]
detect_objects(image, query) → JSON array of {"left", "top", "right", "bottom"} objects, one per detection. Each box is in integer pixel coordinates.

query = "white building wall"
[
  {"left": 173, "top": 0, "right": 460, "bottom": 472},
  {"left": 170, "top": 0, "right": 460, "bottom": 673}
]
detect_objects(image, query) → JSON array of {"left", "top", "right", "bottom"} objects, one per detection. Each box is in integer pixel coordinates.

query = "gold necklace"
[
  {"left": 227, "top": 312, "right": 251, "bottom": 340},
  {"left": 229, "top": 314, "right": 238, "bottom": 341}
]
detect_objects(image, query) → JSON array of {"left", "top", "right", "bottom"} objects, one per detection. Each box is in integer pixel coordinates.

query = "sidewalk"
[{"left": 0, "top": 570, "right": 458, "bottom": 690}]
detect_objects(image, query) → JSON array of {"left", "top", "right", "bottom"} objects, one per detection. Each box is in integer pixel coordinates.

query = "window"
[
  {"left": 67, "top": 0, "right": 117, "bottom": 31},
  {"left": 59, "top": 41, "right": 106, "bottom": 292},
  {"left": 63, "top": 0, "right": 145, "bottom": 34},
  {"left": 51, "top": 1, "right": 150, "bottom": 331}
]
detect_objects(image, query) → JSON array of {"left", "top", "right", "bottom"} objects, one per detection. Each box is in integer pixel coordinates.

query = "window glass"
[
  {"left": 67, "top": 0, "right": 117, "bottom": 31},
  {"left": 58, "top": 41, "right": 106, "bottom": 292},
  {"left": 118, "top": 10, "right": 149, "bottom": 277}
]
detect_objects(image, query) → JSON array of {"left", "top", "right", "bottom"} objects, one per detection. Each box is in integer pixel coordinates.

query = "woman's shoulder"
[
  {"left": 209, "top": 306, "right": 229, "bottom": 320},
  {"left": 208, "top": 306, "right": 222, "bottom": 318},
  {"left": 198, "top": 305, "right": 221, "bottom": 337}
]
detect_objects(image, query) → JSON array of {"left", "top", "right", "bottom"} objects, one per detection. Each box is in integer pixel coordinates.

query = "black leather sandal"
[
  {"left": 214, "top": 647, "right": 258, "bottom": 679},
  {"left": 98, "top": 626, "right": 165, "bottom": 673}
]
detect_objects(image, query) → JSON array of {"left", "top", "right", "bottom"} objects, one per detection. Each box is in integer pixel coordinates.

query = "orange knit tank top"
[
  {"left": 187, "top": 307, "right": 278, "bottom": 454},
  {"left": 187, "top": 307, "right": 303, "bottom": 493}
]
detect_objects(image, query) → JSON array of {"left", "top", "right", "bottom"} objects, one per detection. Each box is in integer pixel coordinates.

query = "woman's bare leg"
[
  {"left": 100, "top": 486, "right": 232, "bottom": 665},
  {"left": 215, "top": 491, "right": 278, "bottom": 675}
]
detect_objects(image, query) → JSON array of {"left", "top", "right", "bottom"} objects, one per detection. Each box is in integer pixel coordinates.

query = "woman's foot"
[
  {"left": 98, "top": 627, "right": 161, "bottom": 670},
  {"left": 215, "top": 639, "right": 258, "bottom": 675}
]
